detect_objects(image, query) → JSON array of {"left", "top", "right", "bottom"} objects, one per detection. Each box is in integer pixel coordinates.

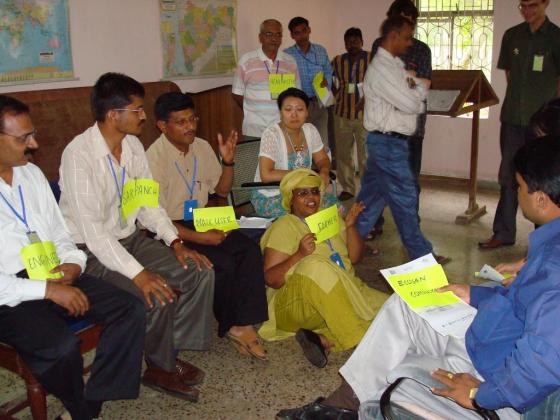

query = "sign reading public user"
[{"left": 193, "top": 206, "right": 240, "bottom": 232}]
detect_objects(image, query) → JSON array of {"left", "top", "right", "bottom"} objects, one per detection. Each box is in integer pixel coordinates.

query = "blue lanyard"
[
  {"left": 107, "top": 155, "right": 126, "bottom": 201},
  {"left": 264, "top": 60, "right": 280, "bottom": 74},
  {"left": 0, "top": 185, "right": 30, "bottom": 232},
  {"left": 175, "top": 157, "right": 197, "bottom": 199}
]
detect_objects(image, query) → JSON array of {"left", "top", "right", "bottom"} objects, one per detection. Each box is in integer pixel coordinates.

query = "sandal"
[
  {"left": 226, "top": 331, "right": 268, "bottom": 361},
  {"left": 295, "top": 329, "right": 328, "bottom": 368}
]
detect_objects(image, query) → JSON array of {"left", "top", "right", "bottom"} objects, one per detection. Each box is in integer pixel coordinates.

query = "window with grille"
[{"left": 415, "top": 1, "right": 494, "bottom": 117}]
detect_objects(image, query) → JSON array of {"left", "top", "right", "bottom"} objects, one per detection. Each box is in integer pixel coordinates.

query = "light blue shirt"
[{"left": 285, "top": 43, "right": 332, "bottom": 98}]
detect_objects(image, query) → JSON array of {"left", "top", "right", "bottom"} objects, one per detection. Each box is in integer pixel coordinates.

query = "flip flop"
[
  {"left": 295, "top": 329, "right": 328, "bottom": 368},
  {"left": 226, "top": 331, "right": 268, "bottom": 361}
]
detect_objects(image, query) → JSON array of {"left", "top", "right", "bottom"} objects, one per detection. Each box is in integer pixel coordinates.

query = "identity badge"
[
  {"left": 347, "top": 83, "right": 356, "bottom": 95},
  {"left": 533, "top": 55, "right": 544, "bottom": 72},
  {"left": 183, "top": 199, "right": 198, "bottom": 221},
  {"left": 329, "top": 252, "right": 346, "bottom": 270},
  {"left": 26, "top": 231, "right": 41, "bottom": 244}
]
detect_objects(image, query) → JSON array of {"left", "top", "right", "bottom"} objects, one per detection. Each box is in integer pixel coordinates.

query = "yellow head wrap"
[{"left": 279, "top": 168, "right": 324, "bottom": 213}]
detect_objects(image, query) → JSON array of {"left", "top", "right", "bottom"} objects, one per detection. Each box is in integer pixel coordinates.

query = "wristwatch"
[{"left": 222, "top": 160, "right": 235, "bottom": 167}]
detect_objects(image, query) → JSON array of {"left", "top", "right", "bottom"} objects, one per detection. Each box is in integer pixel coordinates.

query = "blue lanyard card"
[
  {"left": 329, "top": 251, "right": 346, "bottom": 270},
  {"left": 183, "top": 199, "right": 198, "bottom": 221}
]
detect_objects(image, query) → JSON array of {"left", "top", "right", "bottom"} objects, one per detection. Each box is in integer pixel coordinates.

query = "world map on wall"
[
  {"left": 0, "top": 0, "right": 73, "bottom": 85},
  {"left": 160, "top": 0, "right": 237, "bottom": 78}
]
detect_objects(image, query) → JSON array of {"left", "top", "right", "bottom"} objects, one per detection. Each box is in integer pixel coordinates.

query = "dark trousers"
[
  {"left": 374, "top": 134, "right": 424, "bottom": 229},
  {"left": 176, "top": 222, "right": 268, "bottom": 337},
  {"left": 0, "top": 274, "right": 146, "bottom": 420},
  {"left": 492, "top": 123, "right": 536, "bottom": 243}
]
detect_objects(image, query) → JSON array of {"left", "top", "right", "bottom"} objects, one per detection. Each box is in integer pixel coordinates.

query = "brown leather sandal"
[{"left": 226, "top": 331, "right": 268, "bottom": 361}]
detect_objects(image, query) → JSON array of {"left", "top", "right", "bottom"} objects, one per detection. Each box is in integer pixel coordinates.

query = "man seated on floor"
[
  {"left": 146, "top": 92, "right": 269, "bottom": 360},
  {"left": 276, "top": 136, "right": 560, "bottom": 419},
  {"left": 0, "top": 95, "right": 145, "bottom": 420},
  {"left": 58, "top": 73, "right": 215, "bottom": 402}
]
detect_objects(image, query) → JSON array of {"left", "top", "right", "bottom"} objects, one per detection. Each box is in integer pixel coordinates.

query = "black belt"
[
  {"left": 16, "top": 269, "right": 29, "bottom": 279},
  {"left": 372, "top": 130, "right": 409, "bottom": 140}
]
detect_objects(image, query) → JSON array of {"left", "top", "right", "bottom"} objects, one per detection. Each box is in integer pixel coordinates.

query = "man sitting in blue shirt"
[{"left": 276, "top": 136, "right": 560, "bottom": 419}]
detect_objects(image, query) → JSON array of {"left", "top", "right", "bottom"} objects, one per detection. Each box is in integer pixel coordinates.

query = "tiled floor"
[{"left": 1, "top": 180, "right": 533, "bottom": 419}]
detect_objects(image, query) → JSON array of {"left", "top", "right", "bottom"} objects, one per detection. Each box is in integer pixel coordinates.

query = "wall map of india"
[{"left": 160, "top": 0, "right": 237, "bottom": 78}]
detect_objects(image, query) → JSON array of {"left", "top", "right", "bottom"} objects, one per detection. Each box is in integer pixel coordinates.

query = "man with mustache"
[
  {"left": 58, "top": 73, "right": 215, "bottom": 402},
  {"left": 0, "top": 94, "right": 145, "bottom": 419}
]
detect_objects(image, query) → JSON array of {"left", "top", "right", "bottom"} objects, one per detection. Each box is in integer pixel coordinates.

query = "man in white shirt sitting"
[
  {"left": 354, "top": 16, "right": 446, "bottom": 263},
  {"left": 0, "top": 95, "right": 145, "bottom": 419},
  {"left": 58, "top": 73, "right": 215, "bottom": 402}
]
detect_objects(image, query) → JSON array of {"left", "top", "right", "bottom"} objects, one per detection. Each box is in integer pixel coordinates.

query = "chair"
[
  {"left": 227, "top": 138, "right": 338, "bottom": 216},
  {"left": 0, "top": 320, "right": 102, "bottom": 420}
]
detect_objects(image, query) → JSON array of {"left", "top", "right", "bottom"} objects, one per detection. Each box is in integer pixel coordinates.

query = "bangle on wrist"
[
  {"left": 222, "top": 160, "right": 235, "bottom": 167},
  {"left": 170, "top": 238, "right": 183, "bottom": 248}
]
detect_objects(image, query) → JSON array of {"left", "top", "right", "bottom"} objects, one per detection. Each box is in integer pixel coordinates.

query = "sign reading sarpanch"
[{"left": 160, "top": 0, "right": 238, "bottom": 79}]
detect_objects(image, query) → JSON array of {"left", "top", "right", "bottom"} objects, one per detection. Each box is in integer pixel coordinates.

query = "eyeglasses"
[
  {"left": 294, "top": 187, "right": 321, "bottom": 198},
  {"left": 113, "top": 107, "right": 146, "bottom": 115},
  {"left": 170, "top": 115, "right": 200, "bottom": 127},
  {"left": 0, "top": 129, "right": 37, "bottom": 143},
  {"left": 262, "top": 32, "right": 282, "bottom": 39}
]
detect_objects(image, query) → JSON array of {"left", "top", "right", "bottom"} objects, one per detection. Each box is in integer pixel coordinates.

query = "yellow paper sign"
[
  {"left": 193, "top": 206, "right": 240, "bottom": 232},
  {"left": 269, "top": 73, "right": 296, "bottom": 99},
  {"left": 121, "top": 179, "right": 160, "bottom": 220},
  {"left": 385, "top": 264, "right": 460, "bottom": 309},
  {"left": 312, "top": 71, "right": 328, "bottom": 101},
  {"left": 533, "top": 55, "right": 544, "bottom": 72},
  {"left": 304, "top": 204, "right": 339, "bottom": 243},
  {"left": 20, "top": 241, "right": 63, "bottom": 280}
]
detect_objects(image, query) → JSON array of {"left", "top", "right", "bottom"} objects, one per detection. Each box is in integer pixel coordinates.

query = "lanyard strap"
[
  {"left": 264, "top": 60, "right": 280, "bottom": 74},
  {"left": 325, "top": 239, "right": 335, "bottom": 253},
  {"left": 175, "top": 156, "right": 197, "bottom": 199},
  {"left": 107, "top": 155, "right": 126, "bottom": 201},
  {"left": 0, "top": 185, "right": 30, "bottom": 232}
]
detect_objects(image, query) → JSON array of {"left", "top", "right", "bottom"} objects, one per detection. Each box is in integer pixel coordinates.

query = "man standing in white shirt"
[
  {"left": 58, "top": 73, "right": 215, "bottom": 402},
  {"left": 355, "top": 17, "right": 444, "bottom": 262},
  {"left": 232, "top": 19, "right": 300, "bottom": 138},
  {"left": 0, "top": 95, "right": 145, "bottom": 419}
]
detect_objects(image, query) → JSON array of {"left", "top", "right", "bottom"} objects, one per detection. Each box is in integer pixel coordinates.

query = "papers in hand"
[
  {"left": 427, "top": 89, "right": 461, "bottom": 112},
  {"left": 237, "top": 216, "right": 273, "bottom": 229},
  {"left": 380, "top": 254, "right": 476, "bottom": 338},
  {"left": 312, "top": 71, "right": 334, "bottom": 107}
]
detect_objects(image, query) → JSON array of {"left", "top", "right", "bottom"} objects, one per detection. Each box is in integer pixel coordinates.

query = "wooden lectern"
[{"left": 428, "top": 70, "right": 499, "bottom": 224}]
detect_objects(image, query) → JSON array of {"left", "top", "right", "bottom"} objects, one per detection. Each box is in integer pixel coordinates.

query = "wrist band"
[{"left": 222, "top": 160, "right": 235, "bottom": 167}]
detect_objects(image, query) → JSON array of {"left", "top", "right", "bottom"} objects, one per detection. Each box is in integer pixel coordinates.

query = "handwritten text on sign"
[
  {"left": 305, "top": 204, "right": 339, "bottom": 243},
  {"left": 121, "top": 179, "right": 160, "bottom": 220},
  {"left": 20, "top": 241, "right": 63, "bottom": 280},
  {"left": 193, "top": 206, "right": 240, "bottom": 232}
]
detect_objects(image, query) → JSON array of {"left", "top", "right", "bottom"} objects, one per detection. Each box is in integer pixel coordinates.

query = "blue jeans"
[{"left": 356, "top": 132, "right": 432, "bottom": 259}]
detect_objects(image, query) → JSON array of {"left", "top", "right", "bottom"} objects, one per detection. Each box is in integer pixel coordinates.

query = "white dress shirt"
[
  {"left": 363, "top": 47, "right": 427, "bottom": 135},
  {"left": 0, "top": 164, "right": 86, "bottom": 307},
  {"left": 59, "top": 123, "right": 178, "bottom": 280}
]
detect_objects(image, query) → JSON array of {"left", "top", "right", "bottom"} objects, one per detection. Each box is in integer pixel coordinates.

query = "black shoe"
[
  {"left": 338, "top": 191, "right": 354, "bottom": 201},
  {"left": 276, "top": 397, "right": 358, "bottom": 420},
  {"left": 295, "top": 329, "right": 327, "bottom": 368}
]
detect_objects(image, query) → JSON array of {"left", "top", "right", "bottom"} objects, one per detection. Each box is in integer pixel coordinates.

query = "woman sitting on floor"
[
  {"left": 251, "top": 88, "right": 337, "bottom": 218},
  {"left": 258, "top": 168, "right": 388, "bottom": 367}
]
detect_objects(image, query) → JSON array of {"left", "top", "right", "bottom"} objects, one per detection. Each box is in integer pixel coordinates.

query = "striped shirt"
[
  {"left": 332, "top": 50, "right": 372, "bottom": 120},
  {"left": 232, "top": 47, "right": 300, "bottom": 137},
  {"left": 363, "top": 47, "right": 428, "bottom": 135},
  {"left": 59, "top": 123, "right": 179, "bottom": 280},
  {"left": 284, "top": 43, "right": 332, "bottom": 98}
]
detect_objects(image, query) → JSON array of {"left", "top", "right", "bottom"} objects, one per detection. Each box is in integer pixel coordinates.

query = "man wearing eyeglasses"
[
  {"left": 0, "top": 95, "right": 146, "bottom": 419},
  {"left": 58, "top": 73, "right": 215, "bottom": 402},
  {"left": 232, "top": 19, "right": 300, "bottom": 139},
  {"left": 479, "top": 0, "right": 560, "bottom": 249}
]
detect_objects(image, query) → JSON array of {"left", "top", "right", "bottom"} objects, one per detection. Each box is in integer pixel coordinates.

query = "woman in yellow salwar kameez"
[{"left": 258, "top": 168, "right": 388, "bottom": 367}]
